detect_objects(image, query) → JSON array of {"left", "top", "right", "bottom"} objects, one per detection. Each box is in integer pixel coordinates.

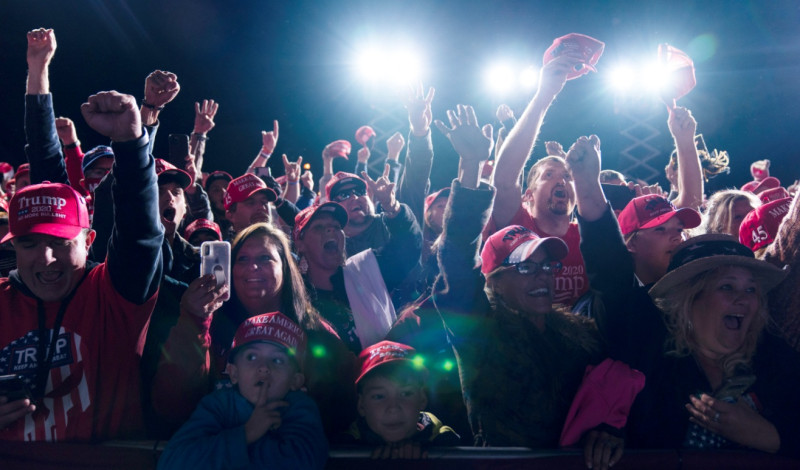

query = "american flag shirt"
[{"left": 0, "top": 264, "right": 157, "bottom": 442}]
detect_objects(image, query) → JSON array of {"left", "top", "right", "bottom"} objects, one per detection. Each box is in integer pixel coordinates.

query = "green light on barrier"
[
  {"left": 442, "top": 360, "right": 454, "bottom": 372},
  {"left": 412, "top": 355, "right": 425, "bottom": 369}
]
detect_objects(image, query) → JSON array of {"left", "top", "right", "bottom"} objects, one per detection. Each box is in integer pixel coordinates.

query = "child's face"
[
  {"left": 357, "top": 376, "right": 428, "bottom": 443},
  {"left": 228, "top": 342, "right": 304, "bottom": 406}
]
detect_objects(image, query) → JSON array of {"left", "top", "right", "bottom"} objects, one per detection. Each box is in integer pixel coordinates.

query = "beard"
[{"left": 547, "top": 197, "right": 570, "bottom": 216}]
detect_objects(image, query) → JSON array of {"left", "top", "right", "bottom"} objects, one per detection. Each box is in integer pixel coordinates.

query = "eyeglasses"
[
  {"left": 505, "top": 260, "right": 563, "bottom": 275},
  {"left": 332, "top": 187, "right": 367, "bottom": 202}
]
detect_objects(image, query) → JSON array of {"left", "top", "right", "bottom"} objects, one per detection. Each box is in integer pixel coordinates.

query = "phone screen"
[
  {"left": 0, "top": 374, "right": 31, "bottom": 401},
  {"left": 168, "top": 134, "right": 190, "bottom": 167},
  {"left": 201, "top": 241, "right": 231, "bottom": 301}
]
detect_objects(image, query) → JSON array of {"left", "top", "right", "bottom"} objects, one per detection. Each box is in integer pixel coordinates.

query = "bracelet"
[
  {"left": 287, "top": 180, "right": 299, "bottom": 185},
  {"left": 141, "top": 100, "right": 165, "bottom": 111},
  {"left": 259, "top": 151, "right": 272, "bottom": 159},
  {"left": 64, "top": 140, "right": 80, "bottom": 149},
  {"left": 192, "top": 133, "right": 208, "bottom": 142}
]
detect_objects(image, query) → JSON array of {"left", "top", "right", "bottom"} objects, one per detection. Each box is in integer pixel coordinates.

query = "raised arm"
[
  {"left": 667, "top": 107, "right": 703, "bottom": 210},
  {"left": 434, "top": 104, "right": 495, "bottom": 313},
  {"left": 364, "top": 164, "right": 423, "bottom": 289},
  {"left": 247, "top": 120, "right": 278, "bottom": 174},
  {"left": 81, "top": 91, "right": 163, "bottom": 303},
  {"left": 140, "top": 70, "right": 180, "bottom": 128},
  {"left": 54, "top": 117, "right": 88, "bottom": 194},
  {"left": 397, "top": 83, "right": 436, "bottom": 223},
  {"left": 281, "top": 154, "right": 303, "bottom": 203},
  {"left": 491, "top": 54, "right": 582, "bottom": 227},
  {"left": 24, "top": 28, "right": 68, "bottom": 185},
  {"left": 493, "top": 103, "right": 516, "bottom": 159},
  {"left": 567, "top": 135, "right": 606, "bottom": 222},
  {"left": 190, "top": 99, "right": 218, "bottom": 171}
]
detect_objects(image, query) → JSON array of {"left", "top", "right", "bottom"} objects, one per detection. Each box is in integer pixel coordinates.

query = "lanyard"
[{"left": 33, "top": 273, "right": 87, "bottom": 402}]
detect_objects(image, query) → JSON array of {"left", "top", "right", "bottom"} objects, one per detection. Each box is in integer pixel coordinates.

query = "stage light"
[
  {"left": 354, "top": 43, "right": 424, "bottom": 90},
  {"left": 485, "top": 63, "right": 516, "bottom": 95},
  {"left": 607, "top": 64, "right": 636, "bottom": 93},
  {"left": 387, "top": 49, "right": 422, "bottom": 87},
  {"left": 303, "top": 163, "right": 311, "bottom": 170},
  {"left": 642, "top": 61, "right": 671, "bottom": 93},
  {"left": 519, "top": 65, "right": 538, "bottom": 89},
  {"left": 356, "top": 47, "right": 382, "bottom": 84}
]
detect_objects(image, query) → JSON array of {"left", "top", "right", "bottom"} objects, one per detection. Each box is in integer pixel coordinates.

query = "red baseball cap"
[
  {"left": 355, "top": 126, "right": 376, "bottom": 146},
  {"left": 229, "top": 312, "right": 307, "bottom": 368},
  {"left": 155, "top": 158, "right": 192, "bottom": 189},
  {"left": 184, "top": 218, "right": 222, "bottom": 241},
  {"left": 224, "top": 174, "right": 277, "bottom": 210},
  {"left": 424, "top": 188, "right": 450, "bottom": 214},
  {"left": 325, "top": 171, "right": 367, "bottom": 201},
  {"left": 543, "top": 33, "right": 605, "bottom": 80},
  {"left": 741, "top": 176, "right": 780, "bottom": 195},
  {"left": 617, "top": 195, "right": 701, "bottom": 236},
  {"left": 14, "top": 163, "right": 30, "bottom": 180},
  {"left": 759, "top": 187, "right": 790, "bottom": 204},
  {"left": 325, "top": 140, "right": 352, "bottom": 159},
  {"left": 356, "top": 341, "right": 421, "bottom": 384},
  {"left": 739, "top": 197, "right": 791, "bottom": 252},
  {"left": 3, "top": 182, "right": 90, "bottom": 243},
  {"left": 480, "top": 225, "right": 568, "bottom": 275},
  {"left": 0, "top": 162, "right": 14, "bottom": 177},
  {"left": 293, "top": 202, "right": 348, "bottom": 242}
]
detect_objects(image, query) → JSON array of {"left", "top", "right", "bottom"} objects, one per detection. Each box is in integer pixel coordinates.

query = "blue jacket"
[{"left": 158, "top": 389, "right": 328, "bottom": 470}]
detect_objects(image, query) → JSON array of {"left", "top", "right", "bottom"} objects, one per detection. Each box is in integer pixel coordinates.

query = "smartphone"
[
  {"left": 0, "top": 374, "right": 32, "bottom": 402},
  {"left": 168, "top": 134, "right": 190, "bottom": 167},
  {"left": 201, "top": 241, "right": 231, "bottom": 301},
  {"left": 602, "top": 183, "right": 636, "bottom": 212},
  {"left": 253, "top": 166, "right": 272, "bottom": 180}
]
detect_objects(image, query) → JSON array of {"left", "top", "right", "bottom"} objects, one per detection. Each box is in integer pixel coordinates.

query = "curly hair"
[
  {"left": 230, "top": 222, "right": 323, "bottom": 331},
  {"left": 668, "top": 148, "right": 730, "bottom": 182},
  {"left": 653, "top": 266, "right": 767, "bottom": 398}
]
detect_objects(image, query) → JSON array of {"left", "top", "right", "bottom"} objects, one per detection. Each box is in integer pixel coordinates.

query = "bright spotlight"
[
  {"left": 388, "top": 49, "right": 422, "bottom": 87},
  {"left": 607, "top": 65, "right": 636, "bottom": 93},
  {"left": 356, "top": 47, "right": 382, "bottom": 83},
  {"left": 354, "top": 44, "right": 423, "bottom": 89},
  {"left": 519, "top": 66, "right": 538, "bottom": 89},
  {"left": 642, "top": 61, "right": 671, "bottom": 93},
  {"left": 485, "top": 63, "right": 515, "bottom": 95}
]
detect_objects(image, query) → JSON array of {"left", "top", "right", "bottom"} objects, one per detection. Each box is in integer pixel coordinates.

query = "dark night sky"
[{"left": 2, "top": 0, "right": 799, "bottom": 192}]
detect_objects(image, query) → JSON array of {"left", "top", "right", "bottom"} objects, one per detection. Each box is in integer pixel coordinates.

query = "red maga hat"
[
  {"left": 356, "top": 341, "right": 419, "bottom": 384},
  {"left": 3, "top": 182, "right": 90, "bottom": 243},
  {"left": 543, "top": 33, "right": 605, "bottom": 80},
  {"left": 480, "top": 225, "right": 568, "bottom": 275},
  {"left": 739, "top": 197, "right": 791, "bottom": 252},
  {"left": 617, "top": 195, "right": 701, "bottom": 236},
  {"left": 224, "top": 174, "right": 278, "bottom": 210},
  {"left": 229, "top": 312, "right": 307, "bottom": 367}
]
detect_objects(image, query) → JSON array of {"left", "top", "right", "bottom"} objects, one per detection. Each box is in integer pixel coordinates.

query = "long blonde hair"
[{"left": 697, "top": 190, "right": 760, "bottom": 236}]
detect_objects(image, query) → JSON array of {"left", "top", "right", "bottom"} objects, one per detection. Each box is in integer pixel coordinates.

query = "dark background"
[{"left": 1, "top": 0, "right": 799, "bottom": 193}]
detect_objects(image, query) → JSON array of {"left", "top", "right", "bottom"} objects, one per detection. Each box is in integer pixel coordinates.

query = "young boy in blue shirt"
[{"left": 158, "top": 312, "right": 328, "bottom": 469}]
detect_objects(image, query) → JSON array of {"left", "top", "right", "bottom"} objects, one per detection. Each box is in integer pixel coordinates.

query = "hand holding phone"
[
  {"left": 0, "top": 375, "right": 32, "bottom": 402},
  {"left": 201, "top": 241, "right": 231, "bottom": 301}
]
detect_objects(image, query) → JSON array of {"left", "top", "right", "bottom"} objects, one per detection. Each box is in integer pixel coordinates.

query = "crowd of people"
[{"left": 0, "top": 27, "right": 798, "bottom": 469}]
